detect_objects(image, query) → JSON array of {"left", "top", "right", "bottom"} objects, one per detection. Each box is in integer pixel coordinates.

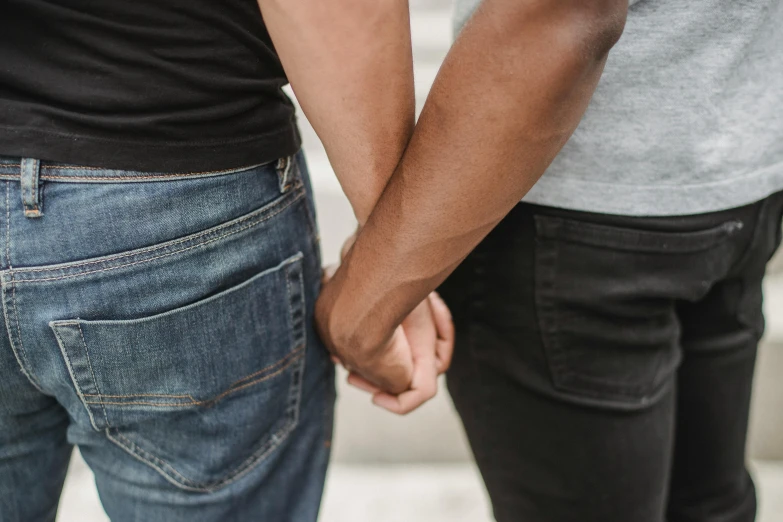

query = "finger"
[
  {"left": 347, "top": 372, "right": 383, "bottom": 394},
  {"left": 434, "top": 339, "right": 453, "bottom": 374},
  {"left": 340, "top": 231, "right": 358, "bottom": 261},
  {"left": 429, "top": 292, "right": 454, "bottom": 340},
  {"left": 429, "top": 293, "right": 455, "bottom": 373},
  {"left": 322, "top": 264, "right": 338, "bottom": 284},
  {"left": 372, "top": 379, "right": 438, "bottom": 415},
  {"left": 372, "top": 343, "right": 438, "bottom": 415},
  {"left": 367, "top": 327, "right": 415, "bottom": 394}
]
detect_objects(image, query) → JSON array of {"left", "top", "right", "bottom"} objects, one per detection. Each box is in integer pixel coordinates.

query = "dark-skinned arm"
[
  {"left": 257, "top": 0, "right": 457, "bottom": 402},
  {"left": 317, "top": 0, "right": 629, "bottom": 375}
]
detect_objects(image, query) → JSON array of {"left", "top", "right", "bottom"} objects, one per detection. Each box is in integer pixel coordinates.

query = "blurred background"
[{"left": 58, "top": 1, "right": 783, "bottom": 520}]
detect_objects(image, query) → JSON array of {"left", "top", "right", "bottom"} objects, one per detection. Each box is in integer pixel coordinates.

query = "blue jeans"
[{"left": 0, "top": 152, "right": 335, "bottom": 521}]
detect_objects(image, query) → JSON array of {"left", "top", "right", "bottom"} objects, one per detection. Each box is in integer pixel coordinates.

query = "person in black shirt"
[
  {"left": 0, "top": 0, "right": 629, "bottom": 520},
  {"left": 0, "top": 1, "right": 454, "bottom": 520}
]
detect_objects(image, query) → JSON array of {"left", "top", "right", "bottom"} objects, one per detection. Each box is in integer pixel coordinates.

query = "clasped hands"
[{"left": 315, "top": 232, "right": 454, "bottom": 415}]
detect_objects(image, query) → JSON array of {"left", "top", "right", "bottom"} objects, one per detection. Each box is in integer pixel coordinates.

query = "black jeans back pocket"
[{"left": 533, "top": 215, "right": 741, "bottom": 408}]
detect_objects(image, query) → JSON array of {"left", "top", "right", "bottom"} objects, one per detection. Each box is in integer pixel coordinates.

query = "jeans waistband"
[{"left": 0, "top": 156, "right": 275, "bottom": 183}]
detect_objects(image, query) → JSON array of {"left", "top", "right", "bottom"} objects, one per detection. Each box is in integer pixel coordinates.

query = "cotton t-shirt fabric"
[
  {"left": 0, "top": 0, "right": 299, "bottom": 173},
  {"left": 455, "top": 0, "right": 783, "bottom": 216}
]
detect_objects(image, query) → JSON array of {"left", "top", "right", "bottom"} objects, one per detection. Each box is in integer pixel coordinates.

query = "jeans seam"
[
  {"left": 51, "top": 326, "right": 101, "bottom": 430},
  {"left": 7, "top": 274, "right": 45, "bottom": 392},
  {"left": 290, "top": 156, "right": 320, "bottom": 244},
  {"left": 726, "top": 198, "right": 769, "bottom": 276},
  {"left": 77, "top": 323, "right": 109, "bottom": 427},
  {"left": 291, "top": 260, "right": 306, "bottom": 428},
  {"left": 103, "top": 354, "right": 305, "bottom": 493},
  {"left": 209, "top": 262, "right": 308, "bottom": 491},
  {"left": 84, "top": 392, "right": 197, "bottom": 399},
  {"left": 107, "top": 430, "right": 202, "bottom": 489},
  {"left": 535, "top": 214, "right": 741, "bottom": 254},
  {"left": 5, "top": 182, "right": 10, "bottom": 266},
  {"left": 11, "top": 190, "right": 305, "bottom": 283},
  {"left": 534, "top": 236, "right": 567, "bottom": 385},
  {"left": 231, "top": 346, "right": 304, "bottom": 389},
  {"left": 0, "top": 163, "right": 268, "bottom": 178},
  {"left": 324, "top": 367, "right": 335, "bottom": 449},
  {"left": 81, "top": 345, "right": 306, "bottom": 402},
  {"left": 0, "top": 280, "right": 44, "bottom": 392},
  {"left": 82, "top": 348, "right": 304, "bottom": 407},
  {"left": 302, "top": 192, "right": 321, "bottom": 246},
  {"left": 15, "top": 188, "right": 302, "bottom": 275},
  {"left": 1, "top": 184, "right": 43, "bottom": 391}
]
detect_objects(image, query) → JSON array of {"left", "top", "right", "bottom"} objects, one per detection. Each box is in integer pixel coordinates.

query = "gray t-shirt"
[{"left": 455, "top": 0, "right": 783, "bottom": 216}]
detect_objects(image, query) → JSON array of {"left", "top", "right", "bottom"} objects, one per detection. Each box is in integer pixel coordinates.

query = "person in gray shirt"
[
  {"left": 292, "top": 0, "right": 778, "bottom": 521},
  {"left": 433, "top": 0, "right": 783, "bottom": 520}
]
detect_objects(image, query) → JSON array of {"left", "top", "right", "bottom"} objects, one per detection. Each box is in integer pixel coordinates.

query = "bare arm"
[
  {"left": 256, "top": 0, "right": 414, "bottom": 224},
  {"left": 318, "top": 0, "right": 628, "bottom": 362},
  {"left": 258, "top": 0, "right": 457, "bottom": 400}
]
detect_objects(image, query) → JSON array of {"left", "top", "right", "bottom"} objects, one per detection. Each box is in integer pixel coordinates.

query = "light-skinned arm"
[
  {"left": 256, "top": 0, "right": 454, "bottom": 403},
  {"left": 256, "top": 0, "right": 414, "bottom": 225},
  {"left": 316, "top": 0, "right": 629, "bottom": 409}
]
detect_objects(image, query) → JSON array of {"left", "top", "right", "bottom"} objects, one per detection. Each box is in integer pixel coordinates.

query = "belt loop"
[
  {"left": 20, "top": 158, "right": 42, "bottom": 218},
  {"left": 276, "top": 156, "right": 293, "bottom": 194}
]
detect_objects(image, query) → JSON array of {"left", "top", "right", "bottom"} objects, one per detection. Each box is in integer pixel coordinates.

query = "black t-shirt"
[{"left": 0, "top": 0, "right": 300, "bottom": 172}]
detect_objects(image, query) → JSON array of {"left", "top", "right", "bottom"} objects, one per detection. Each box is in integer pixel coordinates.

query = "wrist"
[{"left": 315, "top": 262, "right": 393, "bottom": 361}]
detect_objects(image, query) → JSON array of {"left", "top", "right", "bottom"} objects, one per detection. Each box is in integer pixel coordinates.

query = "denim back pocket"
[
  {"left": 533, "top": 215, "right": 742, "bottom": 409},
  {"left": 50, "top": 253, "right": 306, "bottom": 492}
]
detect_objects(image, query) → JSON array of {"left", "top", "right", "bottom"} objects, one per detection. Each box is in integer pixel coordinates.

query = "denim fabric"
[
  {"left": 440, "top": 193, "right": 783, "bottom": 522},
  {"left": 0, "top": 152, "right": 335, "bottom": 521}
]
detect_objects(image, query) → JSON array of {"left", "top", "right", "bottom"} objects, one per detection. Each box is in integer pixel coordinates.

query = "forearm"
[
  {"left": 322, "top": 0, "right": 627, "bottom": 349},
  {"left": 257, "top": 0, "right": 415, "bottom": 224}
]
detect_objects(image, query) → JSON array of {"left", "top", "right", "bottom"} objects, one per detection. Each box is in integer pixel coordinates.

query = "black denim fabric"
[{"left": 439, "top": 192, "right": 783, "bottom": 522}]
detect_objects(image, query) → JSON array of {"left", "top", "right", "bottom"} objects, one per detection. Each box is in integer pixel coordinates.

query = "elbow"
[
  {"left": 491, "top": 0, "right": 628, "bottom": 60},
  {"left": 572, "top": 0, "right": 628, "bottom": 57}
]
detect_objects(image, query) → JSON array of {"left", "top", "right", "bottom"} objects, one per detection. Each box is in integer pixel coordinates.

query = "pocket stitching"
[
  {"left": 12, "top": 188, "right": 305, "bottom": 282},
  {"left": 534, "top": 233, "right": 665, "bottom": 402},
  {"left": 52, "top": 324, "right": 103, "bottom": 431},
  {"left": 77, "top": 323, "right": 110, "bottom": 427},
  {"left": 288, "top": 258, "right": 307, "bottom": 429},
  {"left": 104, "top": 362, "right": 306, "bottom": 492},
  {"left": 535, "top": 214, "right": 741, "bottom": 254},
  {"left": 82, "top": 347, "right": 305, "bottom": 408},
  {"left": 534, "top": 235, "right": 569, "bottom": 389},
  {"left": 96, "top": 256, "right": 308, "bottom": 491},
  {"left": 106, "top": 392, "right": 303, "bottom": 493},
  {"left": 107, "top": 429, "right": 207, "bottom": 490}
]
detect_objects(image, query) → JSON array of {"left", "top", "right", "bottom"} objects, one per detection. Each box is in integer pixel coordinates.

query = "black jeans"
[{"left": 439, "top": 193, "right": 783, "bottom": 522}]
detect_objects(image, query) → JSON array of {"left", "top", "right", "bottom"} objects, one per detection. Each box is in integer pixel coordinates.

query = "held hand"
[
  {"left": 316, "top": 268, "right": 415, "bottom": 395},
  {"left": 317, "top": 230, "right": 454, "bottom": 412},
  {"left": 344, "top": 292, "right": 454, "bottom": 415},
  {"left": 318, "top": 231, "right": 418, "bottom": 393}
]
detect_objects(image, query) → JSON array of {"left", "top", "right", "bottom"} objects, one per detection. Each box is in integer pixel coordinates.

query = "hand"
[
  {"left": 317, "top": 231, "right": 454, "bottom": 410},
  {"left": 346, "top": 292, "right": 454, "bottom": 415},
  {"left": 316, "top": 266, "right": 415, "bottom": 395}
]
